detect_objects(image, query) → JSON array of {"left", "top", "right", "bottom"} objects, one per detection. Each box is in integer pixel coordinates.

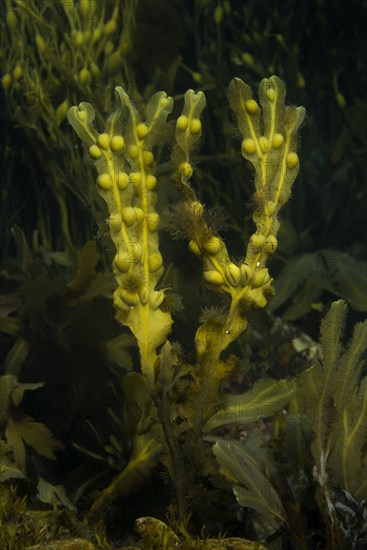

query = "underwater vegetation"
[
  {"left": 1, "top": 0, "right": 367, "bottom": 549},
  {"left": 66, "top": 72, "right": 304, "bottom": 527}
]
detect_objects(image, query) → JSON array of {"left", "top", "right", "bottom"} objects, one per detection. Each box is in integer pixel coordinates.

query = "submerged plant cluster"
[{"left": 0, "top": 1, "right": 366, "bottom": 549}]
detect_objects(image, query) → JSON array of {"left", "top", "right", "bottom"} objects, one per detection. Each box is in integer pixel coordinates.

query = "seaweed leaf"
[
  {"left": 271, "top": 253, "right": 317, "bottom": 315},
  {"left": 5, "top": 415, "right": 63, "bottom": 473},
  {"left": 87, "top": 431, "right": 161, "bottom": 519},
  {"left": 0, "top": 441, "right": 25, "bottom": 482},
  {"left": 3, "top": 338, "right": 30, "bottom": 376},
  {"left": 65, "top": 240, "right": 116, "bottom": 306},
  {"left": 37, "top": 478, "right": 76, "bottom": 510},
  {"left": 104, "top": 333, "right": 136, "bottom": 371},
  {"left": 335, "top": 382, "right": 367, "bottom": 497},
  {"left": 204, "top": 378, "right": 293, "bottom": 432},
  {"left": 294, "top": 300, "right": 367, "bottom": 507},
  {"left": 273, "top": 250, "right": 367, "bottom": 319},
  {"left": 213, "top": 438, "right": 286, "bottom": 532}
]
